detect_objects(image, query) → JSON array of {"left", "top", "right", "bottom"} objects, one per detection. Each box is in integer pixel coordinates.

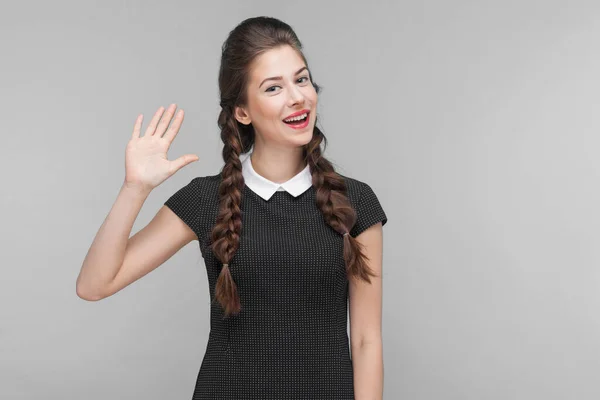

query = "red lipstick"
[{"left": 283, "top": 109, "right": 310, "bottom": 120}]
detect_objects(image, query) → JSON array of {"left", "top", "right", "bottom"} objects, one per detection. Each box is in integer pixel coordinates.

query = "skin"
[
  {"left": 236, "top": 45, "right": 385, "bottom": 399},
  {"left": 233, "top": 45, "right": 317, "bottom": 184},
  {"left": 76, "top": 44, "right": 384, "bottom": 400},
  {"left": 349, "top": 223, "right": 385, "bottom": 399}
]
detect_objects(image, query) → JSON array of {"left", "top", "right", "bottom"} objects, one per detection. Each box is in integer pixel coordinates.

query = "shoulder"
[
  {"left": 164, "top": 172, "right": 222, "bottom": 209},
  {"left": 337, "top": 173, "right": 371, "bottom": 207},
  {"left": 193, "top": 172, "right": 222, "bottom": 196},
  {"left": 337, "top": 172, "right": 388, "bottom": 237}
]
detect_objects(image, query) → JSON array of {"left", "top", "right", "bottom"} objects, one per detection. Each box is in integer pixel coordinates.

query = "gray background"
[{"left": 2, "top": 0, "right": 600, "bottom": 399}]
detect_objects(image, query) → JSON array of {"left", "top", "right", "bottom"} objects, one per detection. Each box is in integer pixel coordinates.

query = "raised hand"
[{"left": 124, "top": 104, "right": 199, "bottom": 192}]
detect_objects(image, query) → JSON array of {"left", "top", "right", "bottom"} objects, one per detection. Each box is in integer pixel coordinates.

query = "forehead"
[{"left": 249, "top": 45, "right": 306, "bottom": 84}]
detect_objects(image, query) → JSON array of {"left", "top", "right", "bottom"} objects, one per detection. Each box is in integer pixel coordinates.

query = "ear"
[{"left": 234, "top": 105, "right": 251, "bottom": 126}]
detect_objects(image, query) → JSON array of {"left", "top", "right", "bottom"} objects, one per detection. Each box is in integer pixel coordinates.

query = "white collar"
[{"left": 241, "top": 153, "right": 312, "bottom": 201}]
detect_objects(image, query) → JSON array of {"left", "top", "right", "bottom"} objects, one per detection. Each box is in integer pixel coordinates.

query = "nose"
[{"left": 287, "top": 85, "right": 305, "bottom": 107}]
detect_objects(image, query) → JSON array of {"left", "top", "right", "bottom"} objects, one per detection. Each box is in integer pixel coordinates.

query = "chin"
[
  {"left": 283, "top": 129, "right": 313, "bottom": 147},
  {"left": 299, "top": 128, "right": 315, "bottom": 146}
]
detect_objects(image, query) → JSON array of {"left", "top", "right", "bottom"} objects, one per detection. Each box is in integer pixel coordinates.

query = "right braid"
[{"left": 210, "top": 105, "right": 246, "bottom": 317}]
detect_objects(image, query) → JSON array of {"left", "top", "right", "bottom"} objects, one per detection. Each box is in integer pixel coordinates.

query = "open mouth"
[{"left": 282, "top": 111, "right": 310, "bottom": 126}]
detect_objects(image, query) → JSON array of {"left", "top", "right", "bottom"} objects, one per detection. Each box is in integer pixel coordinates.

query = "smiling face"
[{"left": 234, "top": 45, "right": 318, "bottom": 149}]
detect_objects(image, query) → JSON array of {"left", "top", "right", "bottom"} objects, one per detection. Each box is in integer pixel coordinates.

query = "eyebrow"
[{"left": 259, "top": 66, "right": 308, "bottom": 88}]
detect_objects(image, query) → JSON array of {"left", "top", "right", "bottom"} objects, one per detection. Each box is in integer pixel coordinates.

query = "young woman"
[{"left": 77, "top": 16, "right": 388, "bottom": 400}]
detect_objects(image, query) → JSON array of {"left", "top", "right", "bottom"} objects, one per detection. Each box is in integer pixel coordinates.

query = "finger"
[
  {"left": 153, "top": 103, "right": 177, "bottom": 136},
  {"left": 131, "top": 114, "right": 143, "bottom": 140},
  {"left": 170, "top": 154, "right": 199, "bottom": 174},
  {"left": 145, "top": 106, "right": 166, "bottom": 137},
  {"left": 162, "top": 109, "right": 184, "bottom": 141}
]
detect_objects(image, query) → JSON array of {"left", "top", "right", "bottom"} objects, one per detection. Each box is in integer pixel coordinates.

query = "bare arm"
[
  {"left": 349, "top": 222, "right": 384, "bottom": 400},
  {"left": 75, "top": 183, "right": 196, "bottom": 301},
  {"left": 75, "top": 103, "right": 198, "bottom": 301},
  {"left": 75, "top": 182, "right": 150, "bottom": 299}
]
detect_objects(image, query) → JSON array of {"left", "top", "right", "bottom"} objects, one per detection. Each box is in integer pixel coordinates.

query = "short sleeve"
[
  {"left": 349, "top": 182, "right": 388, "bottom": 238},
  {"left": 164, "top": 178, "right": 200, "bottom": 238}
]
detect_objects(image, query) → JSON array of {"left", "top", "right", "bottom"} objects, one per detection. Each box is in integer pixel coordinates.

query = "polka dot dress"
[{"left": 164, "top": 171, "right": 388, "bottom": 399}]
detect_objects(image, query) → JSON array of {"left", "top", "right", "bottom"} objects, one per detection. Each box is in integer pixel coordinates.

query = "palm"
[
  {"left": 125, "top": 104, "right": 198, "bottom": 191},
  {"left": 126, "top": 138, "right": 172, "bottom": 186}
]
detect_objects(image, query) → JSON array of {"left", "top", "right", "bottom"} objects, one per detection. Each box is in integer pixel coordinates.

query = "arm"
[
  {"left": 76, "top": 104, "right": 199, "bottom": 301},
  {"left": 75, "top": 182, "right": 196, "bottom": 301},
  {"left": 349, "top": 222, "right": 384, "bottom": 400}
]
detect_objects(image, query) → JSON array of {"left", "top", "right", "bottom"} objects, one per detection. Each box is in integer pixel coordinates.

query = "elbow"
[
  {"left": 76, "top": 286, "right": 101, "bottom": 301},
  {"left": 75, "top": 278, "right": 105, "bottom": 301},
  {"left": 352, "top": 333, "right": 383, "bottom": 351}
]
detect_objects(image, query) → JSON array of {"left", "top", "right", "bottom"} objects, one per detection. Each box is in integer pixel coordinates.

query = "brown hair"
[{"left": 211, "top": 16, "right": 377, "bottom": 317}]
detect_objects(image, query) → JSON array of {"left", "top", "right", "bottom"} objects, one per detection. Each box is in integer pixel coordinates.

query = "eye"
[{"left": 265, "top": 76, "right": 311, "bottom": 92}]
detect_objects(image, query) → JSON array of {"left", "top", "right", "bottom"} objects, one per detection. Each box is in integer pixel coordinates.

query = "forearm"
[
  {"left": 76, "top": 182, "right": 151, "bottom": 299},
  {"left": 352, "top": 339, "right": 383, "bottom": 400}
]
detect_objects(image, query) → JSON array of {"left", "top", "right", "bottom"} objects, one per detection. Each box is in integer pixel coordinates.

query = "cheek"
[
  {"left": 306, "top": 88, "right": 318, "bottom": 105},
  {"left": 257, "top": 99, "right": 285, "bottom": 121}
]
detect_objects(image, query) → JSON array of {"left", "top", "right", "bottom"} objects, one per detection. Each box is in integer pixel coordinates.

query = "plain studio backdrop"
[{"left": 2, "top": 0, "right": 600, "bottom": 399}]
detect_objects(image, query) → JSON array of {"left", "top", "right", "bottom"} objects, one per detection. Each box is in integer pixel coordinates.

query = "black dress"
[{"left": 164, "top": 172, "right": 388, "bottom": 399}]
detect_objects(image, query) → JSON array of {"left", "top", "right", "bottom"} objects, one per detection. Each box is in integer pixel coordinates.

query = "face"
[{"left": 234, "top": 45, "right": 318, "bottom": 148}]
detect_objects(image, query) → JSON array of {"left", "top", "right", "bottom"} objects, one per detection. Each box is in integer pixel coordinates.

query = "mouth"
[{"left": 282, "top": 110, "right": 310, "bottom": 129}]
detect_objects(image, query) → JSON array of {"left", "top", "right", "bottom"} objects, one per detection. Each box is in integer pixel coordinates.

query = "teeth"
[{"left": 284, "top": 112, "right": 308, "bottom": 122}]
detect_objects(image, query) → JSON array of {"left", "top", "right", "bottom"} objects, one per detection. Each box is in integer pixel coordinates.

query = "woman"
[{"left": 77, "top": 16, "right": 388, "bottom": 399}]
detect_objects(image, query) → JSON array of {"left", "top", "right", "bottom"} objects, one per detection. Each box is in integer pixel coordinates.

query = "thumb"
[{"left": 170, "top": 154, "right": 199, "bottom": 173}]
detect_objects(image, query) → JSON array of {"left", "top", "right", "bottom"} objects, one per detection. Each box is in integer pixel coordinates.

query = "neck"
[{"left": 250, "top": 147, "right": 306, "bottom": 184}]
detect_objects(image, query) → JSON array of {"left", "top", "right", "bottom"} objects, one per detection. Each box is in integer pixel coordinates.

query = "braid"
[
  {"left": 211, "top": 114, "right": 377, "bottom": 318},
  {"left": 210, "top": 105, "right": 245, "bottom": 317},
  {"left": 306, "top": 127, "right": 378, "bottom": 283}
]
